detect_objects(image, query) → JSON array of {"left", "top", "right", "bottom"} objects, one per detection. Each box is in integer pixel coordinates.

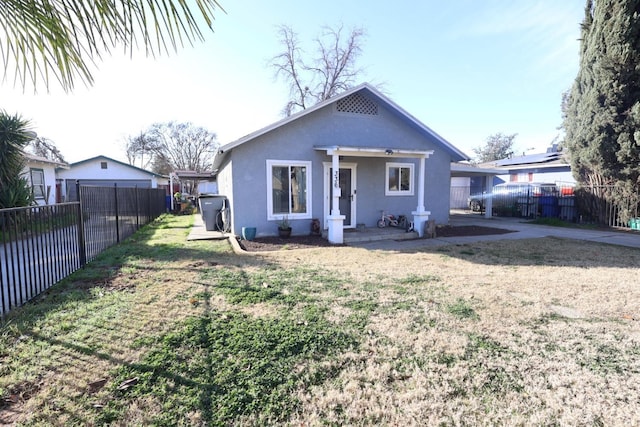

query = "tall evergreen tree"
[{"left": 564, "top": 0, "right": 640, "bottom": 211}]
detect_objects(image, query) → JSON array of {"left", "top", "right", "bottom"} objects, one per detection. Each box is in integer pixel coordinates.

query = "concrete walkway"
[
  {"left": 187, "top": 214, "right": 229, "bottom": 241},
  {"left": 351, "top": 214, "right": 640, "bottom": 251}
]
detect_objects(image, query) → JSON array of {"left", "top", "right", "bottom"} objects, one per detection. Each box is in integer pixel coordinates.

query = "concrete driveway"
[{"left": 352, "top": 213, "right": 640, "bottom": 251}]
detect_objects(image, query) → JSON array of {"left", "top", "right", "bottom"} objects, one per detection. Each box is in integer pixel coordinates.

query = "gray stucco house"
[{"left": 213, "top": 83, "right": 469, "bottom": 243}]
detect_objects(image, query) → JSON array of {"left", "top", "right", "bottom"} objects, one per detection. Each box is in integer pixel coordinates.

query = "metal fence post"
[
  {"left": 135, "top": 186, "right": 140, "bottom": 230},
  {"left": 148, "top": 189, "right": 152, "bottom": 222},
  {"left": 76, "top": 180, "right": 87, "bottom": 268},
  {"left": 1, "top": 210, "right": 12, "bottom": 317},
  {"left": 114, "top": 183, "right": 120, "bottom": 243}
]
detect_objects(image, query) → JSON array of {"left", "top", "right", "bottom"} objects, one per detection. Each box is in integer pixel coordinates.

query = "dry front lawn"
[{"left": 1, "top": 215, "right": 638, "bottom": 425}]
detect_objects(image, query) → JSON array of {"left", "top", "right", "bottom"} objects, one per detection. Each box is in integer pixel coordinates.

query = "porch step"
[{"left": 339, "top": 227, "right": 420, "bottom": 244}]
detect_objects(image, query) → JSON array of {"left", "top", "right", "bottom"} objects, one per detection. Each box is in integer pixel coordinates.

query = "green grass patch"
[
  {"left": 530, "top": 217, "right": 575, "bottom": 227},
  {"left": 399, "top": 274, "right": 441, "bottom": 285},
  {"left": 99, "top": 310, "right": 358, "bottom": 425},
  {"left": 203, "top": 266, "right": 346, "bottom": 307},
  {"left": 447, "top": 298, "right": 479, "bottom": 320},
  {"left": 204, "top": 268, "right": 311, "bottom": 306},
  {"left": 529, "top": 217, "right": 604, "bottom": 231},
  {"left": 464, "top": 333, "right": 506, "bottom": 356},
  {"left": 344, "top": 299, "right": 378, "bottom": 313}
]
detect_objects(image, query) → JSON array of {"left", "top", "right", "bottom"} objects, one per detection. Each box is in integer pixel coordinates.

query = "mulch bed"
[
  {"left": 237, "top": 234, "right": 336, "bottom": 252},
  {"left": 435, "top": 225, "right": 515, "bottom": 238},
  {"left": 237, "top": 225, "right": 514, "bottom": 252}
]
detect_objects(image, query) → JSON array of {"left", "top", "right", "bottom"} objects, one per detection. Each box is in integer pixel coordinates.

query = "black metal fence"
[
  {"left": 75, "top": 185, "right": 166, "bottom": 263},
  {"left": 452, "top": 183, "right": 640, "bottom": 230},
  {"left": 1, "top": 183, "right": 166, "bottom": 317},
  {"left": 1, "top": 203, "right": 82, "bottom": 317}
]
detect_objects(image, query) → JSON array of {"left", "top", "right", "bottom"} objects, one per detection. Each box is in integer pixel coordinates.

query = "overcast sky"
[{"left": 1, "top": 0, "right": 585, "bottom": 164}]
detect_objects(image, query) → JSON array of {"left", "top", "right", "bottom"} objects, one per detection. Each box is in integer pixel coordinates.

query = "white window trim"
[
  {"left": 30, "top": 168, "right": 46, "bottom": 199},
  {"left": 266, "top": 159, "right": 312, "bottom": 220},
  {"left": 385, "top": 162, "right": 414, "bottom": 196}
]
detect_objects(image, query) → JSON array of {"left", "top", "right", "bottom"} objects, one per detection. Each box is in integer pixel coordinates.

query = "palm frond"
[{"left": 0, "top": 0, "right": 224, "bottom": 92}]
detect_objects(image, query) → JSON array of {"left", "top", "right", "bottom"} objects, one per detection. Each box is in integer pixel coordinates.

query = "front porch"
[{"left": 317, "top": 145, "right": 435, "bottom": 244}]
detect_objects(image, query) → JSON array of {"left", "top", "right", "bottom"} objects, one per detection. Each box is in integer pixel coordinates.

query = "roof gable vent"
[{"left": 336, "top": 92, "right": 378, "bottom": 115}]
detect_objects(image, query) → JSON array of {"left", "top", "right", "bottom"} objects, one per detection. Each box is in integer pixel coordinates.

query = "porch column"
[
  {"left": 170, "top": 173, "right": 175, "bottom": 211},
  {"left": 412, "top": 154, "right": 431, "bottom": 237},
  {"left": 327, "top": 151, "right": 345, "bottom": 244},
  {"left": 484, "top": 176, "right": 494, "bottom": 218}
]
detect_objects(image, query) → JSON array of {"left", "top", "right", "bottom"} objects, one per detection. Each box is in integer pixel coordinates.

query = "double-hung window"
[
  {"left": 385, "top": 162, "right": 414, "bottom": 196},
  {"left": 267, "top": 160, "right": 312, "bottom": 220},
  {"left": 30, "top": 168, "right": 46, "bottom": 200}
]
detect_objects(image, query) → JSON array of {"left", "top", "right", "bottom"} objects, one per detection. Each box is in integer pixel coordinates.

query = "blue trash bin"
[{"left": 540, "top": 196, "right": 559, "bottom": 217}]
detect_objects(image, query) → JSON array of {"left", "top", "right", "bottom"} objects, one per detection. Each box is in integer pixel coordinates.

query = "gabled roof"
[
  {"left": 23, "top": 152, "right": 69, "bottom": 169},
  {"left": 214, "top": 83, "right": 469, "bottom": 169},
  {"left": 65, "top": 155, "right": 165, "bottom": 177}
]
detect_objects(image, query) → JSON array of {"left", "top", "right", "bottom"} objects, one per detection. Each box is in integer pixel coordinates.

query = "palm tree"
[
  {"left": 0, "top": 112, "right": 35, "bottom": 208},
  {"left": 0, "top": 0, "right": 223, "bottom": 91}
]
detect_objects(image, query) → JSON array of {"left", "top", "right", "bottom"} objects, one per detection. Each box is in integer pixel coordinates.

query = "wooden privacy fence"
[
  {"left": 573, "top": 185, "right": 640, "bottom": 229},
  {"left": 1, "top": 183, "right": 166, "bottom": 317}
]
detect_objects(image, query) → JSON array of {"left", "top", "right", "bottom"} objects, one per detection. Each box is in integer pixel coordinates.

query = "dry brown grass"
[{"left": 255, "top": 237, "right": 640, "bottom": 426}]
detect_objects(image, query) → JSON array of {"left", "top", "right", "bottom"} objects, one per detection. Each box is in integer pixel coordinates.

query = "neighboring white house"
[
  {"left": 56, "top": 155, "right": 169, "bottom": 201},
  {"left": 23, "top": 152, "right": 69, "bottom": 205}
]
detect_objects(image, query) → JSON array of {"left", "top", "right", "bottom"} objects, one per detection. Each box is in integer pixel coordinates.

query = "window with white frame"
[
  {"left": 266, "top": 160, "right": 312, "bottom": 219},
  {"left": 385, "top": 162, "right": 414, "bottom": 196},
  {"left": 30, "top": 168, "right": 46, "bottom": 199}
]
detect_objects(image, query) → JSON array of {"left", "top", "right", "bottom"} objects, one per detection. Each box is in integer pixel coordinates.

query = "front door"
[{"left": 324, "top": 163, "right": 356, "bottom": 228}]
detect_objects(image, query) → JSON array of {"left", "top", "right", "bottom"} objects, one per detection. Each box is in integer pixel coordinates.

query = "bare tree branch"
[
  {"left": 125, "top": 121, "right": 218, "bottom": 174},
  {"left": 27, "top": 136, "right": 66, "bottom": 163},
  {"left": 270, "top": 24, "right": 366, "bottom": 116},
  {"left": 309, "top": 25, "right": 364, "bottom": 102},
  {"left": 125, "top": 131, "right": 157, "bottom": 169}
]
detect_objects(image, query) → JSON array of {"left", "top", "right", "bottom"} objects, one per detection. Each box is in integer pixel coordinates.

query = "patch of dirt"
[
  {"left": 238, "top": 226, "right": 514, "bottom": 252},
  {"left": 1, "top": 379, "right": 44, "bottom": 425}
]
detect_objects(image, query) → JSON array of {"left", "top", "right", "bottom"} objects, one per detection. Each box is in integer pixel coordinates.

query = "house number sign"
[{"left": 332, "top": 170, "right": 341, "bottom": 197}]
